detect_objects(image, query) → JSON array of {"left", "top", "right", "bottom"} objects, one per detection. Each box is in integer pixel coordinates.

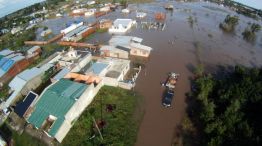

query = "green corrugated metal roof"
[
  {"left": 0, "top": 55, "right": 3, "bottom": 60},
  {"left": 28, "top": 79, "right": 88, "bottom": 137}
]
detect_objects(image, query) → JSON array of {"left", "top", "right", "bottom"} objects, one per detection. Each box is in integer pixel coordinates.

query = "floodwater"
[{"left": 38, "top": 1, "right": 262, "bottom": 145}]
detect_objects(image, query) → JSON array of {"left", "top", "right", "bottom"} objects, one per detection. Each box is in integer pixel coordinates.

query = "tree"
[
  {"left": 250, "top": 23, "right": 261, "bottom": 33},
  {"left": 219, "top": 15, "right": 239, "bottom": 32}
]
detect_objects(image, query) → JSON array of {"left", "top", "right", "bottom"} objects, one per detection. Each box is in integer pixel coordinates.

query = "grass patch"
[
  {"left": 96, "top": 28, "right": 108, "bottom": 33},
  {"left": 61, "top": 86, "right": 143, "bottom": 146}
]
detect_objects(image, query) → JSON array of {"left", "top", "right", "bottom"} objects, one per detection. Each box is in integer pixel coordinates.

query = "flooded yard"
[{"left": 38, "top": 1, "right": 262, "bottom": 145}]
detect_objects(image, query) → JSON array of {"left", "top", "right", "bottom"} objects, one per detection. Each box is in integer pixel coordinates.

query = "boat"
[
  {"left": 162, "top": 72, "right": 179, "bottom": 89},
  {"left": 161, "top": 72, "right": 179, "bottom": 107}
]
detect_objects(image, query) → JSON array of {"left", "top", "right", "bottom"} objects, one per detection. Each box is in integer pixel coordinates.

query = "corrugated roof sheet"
[
  {"left": 130, "top": 42, "right": 153, "bottom": 51},
  {"left": 100, "top": 45, "right": 130, "bottom": 52},
  {"left": 132, "top": 37, "right": 143, "bottom": 43},
  {"left": 53, "top": 68, "right": 70, "bottom": 81},
  {"left": 11, "top": 55, "right": 25, "bottom": 62},
  {"left": 0, "top": 49, "right": 14, "bottom": 56},
  {"left": 89, "top": 62, "right": 109, "bottom": 75},
  {"left": 28, "top": 79, "right": 87, "bottom": 137},
  {"left": 109, "top": 35, "right": 133, "bottom": 47},
  {"left": 17, "top": 67, "right": 43, "bottom": 81},
  {"left": 27, "top": 46, "right": 40, "bottom": 54}
]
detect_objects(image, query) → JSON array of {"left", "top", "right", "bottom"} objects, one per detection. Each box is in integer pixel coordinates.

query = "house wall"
[
  {"left": 55, "top": 121, "right": 71, "bottom": 143},
  {"left": 109, "top": 50, "right": 129, "bottom": 59},
  {"left": 130, "top": 48, "right": 150, "bottom": 57},
  {"left": 20, "top": 74, "right": 43, "bottom": 96},
  {"left": 102, "top": 77, "right": 118, "bottom": 86},
  {"left": 0, "top": 59, "right": 30, "bottom": 84}
]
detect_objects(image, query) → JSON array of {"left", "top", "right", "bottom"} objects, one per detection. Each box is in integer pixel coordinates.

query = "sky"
[
  {"left": 0, "top": 0, "right": 45, "bottom": 18},
  {"left": 233, "top": 0, "right": 262, "bottom": 10}
]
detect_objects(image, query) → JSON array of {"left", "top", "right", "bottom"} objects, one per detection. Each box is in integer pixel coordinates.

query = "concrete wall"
[
  {"left": 55, "top": 121, "right": 72, "bottom": 143},
  {"left": 102, "top": 77, "right": 118, "bottom": 87},
  {"left": 130, "top": 48, "right": 150, "bottom": 57},
  {"left": 71, "top": 54, "right": 92, "bottom": 72},
  {"left": 20, "top": 74, "right": 43, "bottom": 96},
  {"left": 109, "top": 50, "right": 129, "bottom": 59}
]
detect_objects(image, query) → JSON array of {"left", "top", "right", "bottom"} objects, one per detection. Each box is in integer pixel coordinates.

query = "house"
[
  {"left": 27, "top": 46, "right": 42, "bottom": 56},
  {"left": 108, "top": 19, "right": 136, "bottom": 34},
  {"left": 100, "top": 45, "right": 129, "bottom": 59},
  {"left": 0, "top": 50, "right": 29, "bottom": 84},
  {"left": 136, "top": 12, "right": 147, "bottom": 18},
  {"left": 0, "top": 64, "right": 54, "bottom": 111},
  {"left": 108, "top": 36, "right": 152, "bottom": 58},
  {"left": 11, "top": 27, "right": 22, "bottom": 34},
  {"left": 86, "top": 58, "right": 130, "bottom": 87},
  {"left": 0, "top": 49, "right": 41, "bottom": 83},
  {"left": 84, "top": 9, "right": 96, "bottom": 17},
  {"left": 27, "top": 75, "right": 102, "bottom": 143},
  {"left": 98, "top": 19, "right": 112, "bottom": 29},
  {"left": 87, "top": 0, "right": 95, "bottom": 5},
  {"left": 100, "top": 6, "right": 110, "bottom": 12},
  {"left": 129, "top": 42, "right": 152, "bottom": 57}
]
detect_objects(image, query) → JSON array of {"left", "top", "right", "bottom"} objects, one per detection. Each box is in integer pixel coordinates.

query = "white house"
[
  {"left": 136, "top": 12, "right": 147, "bottom": 18},
  {"left": 109, "top": 19, "right": 136, "bottom": 34},
  {"left": 87, "top": 0, "right": 95, "bottom": 5},
  {"left": 122, "top": 9, "right": 130, "bottom": 13},
  {"left": 85, "top": 9, "right": 96, "bottom": 17}
]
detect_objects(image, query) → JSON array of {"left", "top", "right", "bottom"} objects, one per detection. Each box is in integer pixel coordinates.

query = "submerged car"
[{"left": 162, "top": 89, "right": 174, "bottom": 107}]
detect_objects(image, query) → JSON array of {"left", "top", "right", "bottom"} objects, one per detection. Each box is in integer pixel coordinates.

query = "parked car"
[{"left": 162, "top": 89, "right": 174, "bottom": 107}]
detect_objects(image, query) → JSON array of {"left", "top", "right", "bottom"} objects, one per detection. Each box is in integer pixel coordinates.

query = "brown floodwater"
[{"left": 38, "top": 1, "right": 262, "bottom": 145}]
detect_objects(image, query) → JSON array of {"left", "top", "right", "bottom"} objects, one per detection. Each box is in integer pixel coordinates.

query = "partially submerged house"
[
  {"left": 136, "top": 12, "right": 147, "bottom": 18},
  {"left": 100, "top": 45, "right": 129, "bottom": 59},
  {"left": 84, "top": 9, "right": 96, "bottom": 17},
  {"left": 108, "top": 19, "right": 136, "bottom": 34},
  {"left": 27, "top": 75, "right": 102, "bottom": 143},
  {"left": 107, "top": 36, "right": 152, "bottom": 58},
  {"left": 98, "top": 19, "right": 112, "bottom": 29}
]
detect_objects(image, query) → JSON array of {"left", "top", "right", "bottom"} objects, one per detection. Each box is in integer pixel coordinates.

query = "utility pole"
[{"left": 92, "top": 117, "right": 103, "bottom": 140}]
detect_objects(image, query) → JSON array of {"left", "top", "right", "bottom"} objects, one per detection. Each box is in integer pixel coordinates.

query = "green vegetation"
[
  {"left": 219, "top": 15, "right": 239, "bottom": 32},
  {"left": 0, "top": 27, "right": 37, "bottom": 50},
  {"left": 0, "top": 84, "right": 9, "bottom": 100},
  {"left": 187, "top": 16, "right": 194, "bottom": 28},
  {"left": 61, "top": 86, "right": 143, "bottom": 146},
  {"left": 189, "top": 66, "right": 262, "bottom": 146},
  {"left": 0, "top": 123, "right": 45, "bottom": 146},
  {"left": 242, "top": 23, "right": 261, "bottom": 42},
  {"left": 96, "top": 28, "right": 108, "bottom": 33}
]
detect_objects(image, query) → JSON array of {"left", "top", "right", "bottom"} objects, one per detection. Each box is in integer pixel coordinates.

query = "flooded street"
[{"left": 39, "top": 1, "right": 262, "bottom": 145}]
